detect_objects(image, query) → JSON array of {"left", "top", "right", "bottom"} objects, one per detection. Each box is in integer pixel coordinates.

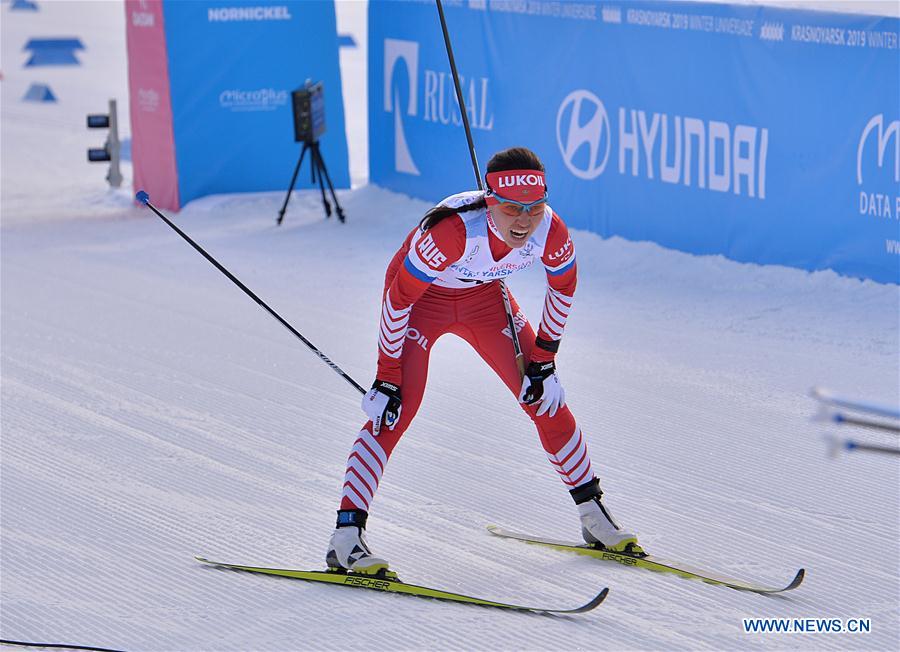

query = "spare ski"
[
  {"left": 486, "top": 526, "right": 804, "bottom": 595},
  {"left": 811, "top": 387, "right": 900, "bottom": 420},
  {"left": 195, "top": 556, "right": 608, "bottom": 614}
]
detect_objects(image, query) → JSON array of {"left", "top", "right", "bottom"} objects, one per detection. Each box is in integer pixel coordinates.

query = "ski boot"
[
  {"left": 325, "top": 509, "right": 396, "bottom": 578},
  {"left": 571, "top": 478, "right": 645, "bottom": 556}
]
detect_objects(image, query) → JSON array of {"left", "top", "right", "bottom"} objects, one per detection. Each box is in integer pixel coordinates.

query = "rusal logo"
[
  {"left": 384, "top": 39, "right": 420, "bottom": 175},
  {"left": 383, "top": 38, "right": 494, "bottom": 177}
]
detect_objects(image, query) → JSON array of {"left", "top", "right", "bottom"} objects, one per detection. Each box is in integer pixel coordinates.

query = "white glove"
[
  {"left": 362, "top": 380, "right": 402, "bottom": 436},
  {"left": 518, "top": 360, "right": 566, "bottom": 417}
]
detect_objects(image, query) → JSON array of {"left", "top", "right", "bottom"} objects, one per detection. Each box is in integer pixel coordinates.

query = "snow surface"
[{"left": 2, "top": 2, "right": 898, "bottom": 651}]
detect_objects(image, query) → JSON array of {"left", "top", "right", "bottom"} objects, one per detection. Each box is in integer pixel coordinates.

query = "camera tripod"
[{"left": 277, "top": 139, "right": 345, "bottom": 225}]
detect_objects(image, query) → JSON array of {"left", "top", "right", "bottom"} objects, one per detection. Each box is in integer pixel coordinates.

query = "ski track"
[
  {"left": 3, "top": 2, "right": 898, "bottom": 650},
  {"left": 3, "top": 193, "right": 897, "bottom": 651}
]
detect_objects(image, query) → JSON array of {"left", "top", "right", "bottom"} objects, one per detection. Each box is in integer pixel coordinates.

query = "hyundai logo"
[{"left": 556, "top": 90, "right": 611, "bottom": 180}]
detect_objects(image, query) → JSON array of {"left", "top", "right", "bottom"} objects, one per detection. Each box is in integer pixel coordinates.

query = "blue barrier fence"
[
  {"left": 369, "top": 0, "right": 899, "bottom": 284},
  {"left": 154, "top": 0, "right": 349, "bottom": 207}
]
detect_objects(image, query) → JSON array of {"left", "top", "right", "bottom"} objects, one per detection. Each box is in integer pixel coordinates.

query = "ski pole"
[
  {"left": 830, "top": 412, "right": 900, "bottom": 434},
  {"left": 135, "top": 191, "right": 366, "bottom": 395},
  {"left": 813, "top": 403, "right": 900, "bottom": 434},
  {"left": 823, "top": 434, "right": 900, "bottom": 457},
  {"left": 842, "top": 440, "right": 900, "bottom": 456},
  {"left": 435, "top": 0, "right": 526, "bottom": 380},
  {"left": 435, "top": 0, "right": 482, "bottom": 193}
]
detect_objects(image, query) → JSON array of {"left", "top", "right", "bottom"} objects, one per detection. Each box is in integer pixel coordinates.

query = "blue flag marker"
[{"left": 136, "top": 190, "right": 150, "bottom": 204}]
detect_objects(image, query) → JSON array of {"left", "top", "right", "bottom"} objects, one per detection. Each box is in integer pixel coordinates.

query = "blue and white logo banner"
[
  {"left": 369, "top": 0, "right": 899, "bottom": 283},
  {"left": 163, "top": 0, "right": 349, "bottom": 206}
]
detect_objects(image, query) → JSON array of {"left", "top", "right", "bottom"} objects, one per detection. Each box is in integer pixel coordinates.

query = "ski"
[
  {"left": 487, "top": 526, "right": 804, "bottom": 594},
  {"left": 195, "top": 556, "right": 608, "bottom": 614},
  {"left": 811, "top": 387, "right": 900, "bottom": 420}
]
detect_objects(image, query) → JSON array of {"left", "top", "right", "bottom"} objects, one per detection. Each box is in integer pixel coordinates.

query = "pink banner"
[{"left": 125, "top": 0, "right": 179, "bottom": 210}]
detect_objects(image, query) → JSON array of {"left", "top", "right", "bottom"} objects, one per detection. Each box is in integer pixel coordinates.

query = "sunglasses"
[{"left": 488, "top": 191, "right": 549, "bottom": 217}]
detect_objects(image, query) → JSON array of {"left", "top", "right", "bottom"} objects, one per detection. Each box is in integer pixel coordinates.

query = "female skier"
[{"left": 326, "top": 147, "right": 641, "bottom": 575}]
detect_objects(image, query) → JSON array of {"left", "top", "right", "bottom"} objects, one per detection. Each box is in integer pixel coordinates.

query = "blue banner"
[
  {"left": 163, "top": 0, "right": 349, "bottom": 206},
  {"left": 370, "top": 0, "right": 899, "bottom": 283}
]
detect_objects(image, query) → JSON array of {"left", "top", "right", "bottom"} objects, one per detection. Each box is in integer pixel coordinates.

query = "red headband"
[{"left": 485, "top": 169, "right": 547, "bottom": 202}]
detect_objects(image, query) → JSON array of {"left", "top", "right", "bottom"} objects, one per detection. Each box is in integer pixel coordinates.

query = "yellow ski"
[
  {"left": 487, "top": 525, "right": 804, "bottom": 594},
  {"left": 195, "top": 556, "right": 608, "bottom": 614}
]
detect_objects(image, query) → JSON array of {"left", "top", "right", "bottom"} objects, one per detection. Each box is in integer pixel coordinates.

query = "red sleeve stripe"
[
  {"left": 379, "top": 321, "right": 405, "bottom": 356},
  {"left": 548, "top": 286, "right": 573, "bottom": 309},
  {"left": 539, "top": 287, "right": 573, "bottom": 340},
  {"left": 546, "top": 290, "right": 573, "bottom": 320},
  {"left": 540, "top": 310, "right": 565, "bottom": 339},
  {"left": 378, "top": 289, "right": 411, "bottom": 359}
]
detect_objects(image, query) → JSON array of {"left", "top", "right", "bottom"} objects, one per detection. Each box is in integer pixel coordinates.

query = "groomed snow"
[{"left": 2, "top": 2, "right": 898, "bottom": 651}]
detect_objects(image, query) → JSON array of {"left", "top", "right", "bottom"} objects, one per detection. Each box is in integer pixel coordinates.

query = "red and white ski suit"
[{"left": 339, "top": 192, "right": 595, "bottom": 512}]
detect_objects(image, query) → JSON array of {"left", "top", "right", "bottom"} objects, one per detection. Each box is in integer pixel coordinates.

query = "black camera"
[{"left": 291, "top": 81, "right": 326, "bottom": 144}]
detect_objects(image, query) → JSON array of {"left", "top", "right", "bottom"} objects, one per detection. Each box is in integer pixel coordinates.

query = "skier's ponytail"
[{"left": 419, "top": 196, "right": 487, "bottom": 230}]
